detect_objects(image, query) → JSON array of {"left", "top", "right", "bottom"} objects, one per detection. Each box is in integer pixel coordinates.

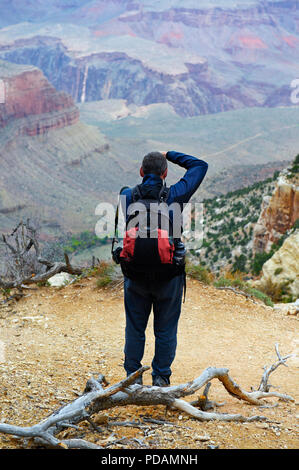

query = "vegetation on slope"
[
  {"left": 199, "top": 174, "right": 278, "bottom": 272},
  {"left": 187, "top": 154, "right": 299, "bottom": 304}
]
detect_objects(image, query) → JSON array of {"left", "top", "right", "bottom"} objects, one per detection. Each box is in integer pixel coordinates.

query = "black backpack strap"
[
  {"left": 131, "top": 184, "right": 142, "bottom": 202},
  {"left": 183, "top": 270, "right": 186, "bottom": 303},
  {"left": 158, "top": 184, "right": 170, "bottom": 202}
]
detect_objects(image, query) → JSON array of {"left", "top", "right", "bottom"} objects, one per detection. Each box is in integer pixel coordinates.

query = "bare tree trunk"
[{"left": 0, "top": 220, "right": 87, "bottom": 291}]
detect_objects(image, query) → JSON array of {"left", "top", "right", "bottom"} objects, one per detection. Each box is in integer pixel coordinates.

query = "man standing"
[{"left": 118, "top": 151, "right": 208, "bottom": 386}]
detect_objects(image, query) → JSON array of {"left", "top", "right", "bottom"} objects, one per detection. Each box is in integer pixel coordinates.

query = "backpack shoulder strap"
[
  {"left": 132, "top": 184, "right": 142, "bottom": 202},
  {"left": 158, "top": 184, "right": 170, "bottom": 203}
]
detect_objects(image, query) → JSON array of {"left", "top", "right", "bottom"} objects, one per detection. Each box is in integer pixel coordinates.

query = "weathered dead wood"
[
  {"left": 0, "top": 220, "right": 87, "bottom": 292},
  {"left": 0, "top": 346, "right": 294, "bottom": 449},
  {"left": 1, "top": 219, "right": 41, "bottom": 283},
  {"left": 0, "top": 257, "right": 85, "bottom": 290},
  {"left": 215, "top": 286, "right": 260, "bottom": 305},
  {"left": 0, "top": 287, "right": 24, "bottom": 304},
  {"left": 256, "top": 343, "right": 293, "bottom": 395},
  {"left": 189, "top": 382, "right": 225, "bottom": 410}
]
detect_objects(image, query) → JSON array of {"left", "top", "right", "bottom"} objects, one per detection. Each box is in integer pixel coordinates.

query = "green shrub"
[
  {"left": 255, "top": 278, "right": 290, "bottom": 303},
  {"left": 95, "top": 263, "right": 115, "bottom": 288},
  {"left": 96, "top": 275, "right": 113, "bottom": 288},
  {"left": 293, "top": 218, "right": 299, "bottom": 230},
  {"left": 1, "top": 287, "right": 11, "bottom": 298},
  {"left": 62, "top": 231, "right": 110, "bottom": 255},
  {"left": 245, "top": 287, "right": 274, "bottom": 307},
  {"left": 274, "top": 267, "right": 283, "bottom": 276},
  {"left": 288, "top": 154, "right": 299, "bottom": 175},
  {"left": 185, "top": 263, "right": 214, "bottom": 284},
  {"left": 232, "top": 254, "right": 247, "bottom": 273},
  {"left": 213, "top": 277, "right": 232, "bottom": 288},
  {"left": 37, "top": 280, "right": 51, "bottom": 287},
  {"left": 214, "top": 275, "right": 244, "bottom": 289},
  {"left": 251, "top": 251, "right": 272, "bottom": 275},
  {"left": 281, "top": 295, "right": 295, "bottom": 303},
  {"left": 213, "top": 275, "right": 274, "bottom": 306}
]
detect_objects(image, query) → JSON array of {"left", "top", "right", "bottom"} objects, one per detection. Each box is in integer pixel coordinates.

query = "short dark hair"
[{"left": 142, "top": 151, "right": 167, "bottom": 176}]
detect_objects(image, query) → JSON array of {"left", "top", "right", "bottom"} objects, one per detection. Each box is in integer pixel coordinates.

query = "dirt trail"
[{"left": 0, "top": 276, "right": 298, "bottom": 449}]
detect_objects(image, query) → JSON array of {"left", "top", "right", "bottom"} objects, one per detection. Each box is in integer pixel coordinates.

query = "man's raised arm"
[{"left": 166, "top": 151, "right": 208, "bottom": 204}]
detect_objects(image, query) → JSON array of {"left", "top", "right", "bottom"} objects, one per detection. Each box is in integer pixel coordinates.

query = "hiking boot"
[
  {"left": 134, "top": 376, "right": 143, "bottom": 385},
  {"left": 152, "top": 375, "right": 170, "bottom": 387},
  {"left": 128, "top": 375, "right": 143, "bottom": 385}
]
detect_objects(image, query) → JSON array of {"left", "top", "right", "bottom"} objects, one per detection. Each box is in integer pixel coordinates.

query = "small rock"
[
  {"left": 194, "top": 434, "right": 210, "bottom": 442},
  {"left": 48, "top": 273, "right": 75, "bottom": 287},
  {"left": 94, "top": 414, "right": 109, "bottom": 425},
  {"left": 255, "top": 423, "right": 269, "bottom": 429}
]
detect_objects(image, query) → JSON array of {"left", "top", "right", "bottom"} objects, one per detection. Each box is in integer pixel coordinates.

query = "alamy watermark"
[
  {"left": 95, "top": 197, "right": 205, "bottom": 251},
  {"left": 290, "top": 78, "right": 299, "bottom": 104}
]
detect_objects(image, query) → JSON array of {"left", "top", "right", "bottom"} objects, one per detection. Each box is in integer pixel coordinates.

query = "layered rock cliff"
[
  {"left": 0, "top": 41, "right": 232, "bottom": 117},
  {"left": 0, "top": 60, "right": 79, "bottom": 136},
  {"left": 0, "top": 0, "right": 297, "bottom": 116},
  {"left": 0, "top": 60, "right": 111, "bottom": 236},
  {"left": 253, "top": 168, "right": 299, "bottom": 254}
]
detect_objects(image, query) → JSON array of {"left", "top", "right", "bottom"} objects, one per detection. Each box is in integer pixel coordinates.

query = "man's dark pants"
[{"left": 124, "top": 274, "right": 184, "bottom": 380}]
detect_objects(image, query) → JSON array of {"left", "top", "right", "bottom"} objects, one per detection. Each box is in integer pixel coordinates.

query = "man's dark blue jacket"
[{"left": 120, "top": 151, "right": 208, "bottom": 211}]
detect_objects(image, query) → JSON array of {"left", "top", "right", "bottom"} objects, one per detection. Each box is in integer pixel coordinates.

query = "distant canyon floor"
[{"left": 0, "top": 276, "right": 298, "bottom": 450}]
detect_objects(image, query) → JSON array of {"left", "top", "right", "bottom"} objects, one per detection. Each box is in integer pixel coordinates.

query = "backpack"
[{"left": 112, "top": 183, "right": 186, "bottom": 285}]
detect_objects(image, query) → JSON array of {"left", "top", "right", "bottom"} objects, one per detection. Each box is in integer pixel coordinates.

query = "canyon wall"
[
  {"left": 0, "top": 0, "right": 297, "bottom": 116},
  {"left": 253, "top": 170, "right": 299, "bottom": 254},
  {"left": 0, "top": 60, "right": 79, "bottom": 136}
]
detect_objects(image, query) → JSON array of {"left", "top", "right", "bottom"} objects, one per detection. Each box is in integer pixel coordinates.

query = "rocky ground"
[{"left": 0, "top": 276, "right": 298, "bottom": 450}]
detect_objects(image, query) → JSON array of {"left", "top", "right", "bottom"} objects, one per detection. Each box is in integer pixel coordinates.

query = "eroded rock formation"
[
  {"left": 253, "top": 171, "right": 299, "bottom": 254},
  {"left": 0, "top": 60, "right": 79, "bottom": 136},
  {"left": 253, "top": 230, "right": 299, "bottom": 298}
]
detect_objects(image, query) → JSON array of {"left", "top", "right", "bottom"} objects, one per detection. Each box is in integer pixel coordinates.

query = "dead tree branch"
[
  {"left": 255, "top": 343, "right": 294, "bottom": 395},
  {"left": 189, "top": 382, "right": 225, "bottom": 410},
  {"left": 215, "top": 286, "right": 260, "bottom": 305},
  {"left": 0, "top": 346, "right": 294, "bottom": 449},
  {"left": 0, "top": 258, "right": 85, "bottom": 290},
  {"left": 0, "top": 220, "right": 86, "bottom": 291}
]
